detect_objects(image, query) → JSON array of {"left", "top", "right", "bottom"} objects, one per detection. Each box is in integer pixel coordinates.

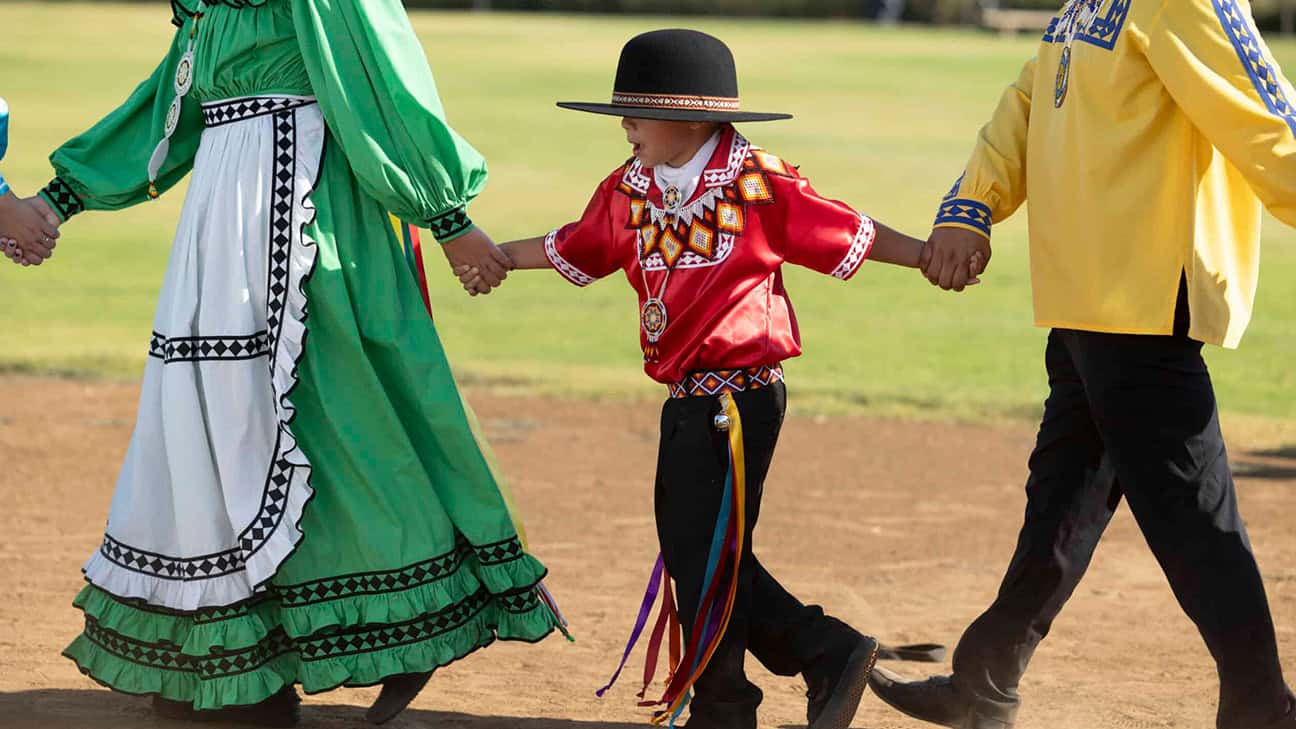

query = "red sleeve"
[
  {"left": 544, "top": 171, "right": 625, "bottom": 287},
  {"left": 768, "top": 170, "right": 876, "bottom": 281}
]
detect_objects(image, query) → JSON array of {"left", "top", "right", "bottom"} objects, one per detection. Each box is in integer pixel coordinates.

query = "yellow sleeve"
[
  {"left": 1141, "top": 0, "right": 1296, "bottom": 226},
  {"left": 933, "top": 57, "right": 1036, "bottom": 240}
]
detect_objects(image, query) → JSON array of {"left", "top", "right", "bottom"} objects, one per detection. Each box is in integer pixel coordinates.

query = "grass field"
[{"left": 0, "top": 3, "right": 1294, "bottom": 428}]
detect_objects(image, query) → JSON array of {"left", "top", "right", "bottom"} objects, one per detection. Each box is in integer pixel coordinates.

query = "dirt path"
[{"left": 1, "top": 376, "right": 1292, "bottom": 728}]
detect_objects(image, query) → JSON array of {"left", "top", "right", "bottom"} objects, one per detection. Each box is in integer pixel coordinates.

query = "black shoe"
[
  {"left": 868, "top": 667, "right": 1012, "bottom": 729},
  {"left": 366, "top": 671, "right": 433, "bottom": 725},
  {"left": 1263, "top": 697, "right": 1296, "bottom": 728},
  {"left": 151, "top": 696, "right": 199, "bottom": 721},
  {"left": 805, "top": 634, "right": 879, "bottom": 729},
  {"left": 152, "top": 687, "right": 301, "bottom": 727}
]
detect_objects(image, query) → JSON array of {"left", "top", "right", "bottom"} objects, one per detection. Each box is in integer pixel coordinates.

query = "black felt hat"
[{"left": 557, "top": 29, "right": 792, "bottom": 123}]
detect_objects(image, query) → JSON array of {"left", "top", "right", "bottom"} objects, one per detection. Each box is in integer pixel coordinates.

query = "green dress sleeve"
[
  {"left": 292, "top": 0, "right": 488, "bottom": 242},
  {"left": 38, "top": 21, "right": 203, "bottom": 222}
]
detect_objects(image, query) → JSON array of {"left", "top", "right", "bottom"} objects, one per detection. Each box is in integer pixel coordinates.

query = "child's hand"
[
  {"left": 921, "top": 227, "right": 990, "bottom": 291},
  {"left": 0, "top": 193, "right": 61, "bottom": 266},
  {"left": 918, "top": 245, "right": 982, "bottom": 289},
  {"left": 966, "top": 251, "right": 983, "bottom": 286},
  {"left": 453, "top": 264, "right": 492, "bottom": 297},
  {"left": 2, "top": 236, "right": 22, "bottom": 265}
]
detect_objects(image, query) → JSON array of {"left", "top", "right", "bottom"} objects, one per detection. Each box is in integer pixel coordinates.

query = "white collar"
[{"left": 653, "top": 131, "right": 722, "bottom": 211}]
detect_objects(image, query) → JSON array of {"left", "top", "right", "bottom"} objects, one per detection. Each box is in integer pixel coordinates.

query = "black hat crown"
[{"left": 557, "top": 29, "right": 791, "bottom": 123}]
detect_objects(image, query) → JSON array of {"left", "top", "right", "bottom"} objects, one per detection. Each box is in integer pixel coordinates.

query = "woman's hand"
[{"left": 440, "top": 226, "right": 512, "bottom": 294}]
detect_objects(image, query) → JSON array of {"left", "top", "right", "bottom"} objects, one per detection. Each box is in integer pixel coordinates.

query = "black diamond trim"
[
  {"left": 472, "top": 537, "right": 525, "bottom": 566},
  {"left": 103, "top": 592, "right": 486, "bottom": 666},
  {"left": 297, "top": 588, "right": 493, "bottom": 661},
  {"left": 237, "top": 429, "right": 295, "bottom": 561},
  {"left": 498, "top": 589, "right": 541, "bottom": 614},
  {"left": 275, "top": 543, "right": 472, "bottom": 607},
  {"left": 78, "top": 584, "right": 520, "bottom": 682},
  {"left": 100, "top": 535, "right": 245, "bottom": 581},
  {"left": 201, "top": 97, "right": 314, "bottom": 128},
  {"left": 148, "top": 331, "right": 271, "bottom": 364},
  {"left": 83, "top": 619, "right": 199, "bottom": 672},
  {"left": 426, "top": 207, "right": 472, "bottom": 243},
  {"left": 265, "top": 110, "right": 295, "bottom": 363},
  {"left": 197, "top": 630, "right": 296, "bottom": 679},
  {"left": 41, "top": 177, "right": 85, "bottom": 221},
  {"left": 191, "top": 601, "right": 263, "bottom": 624}
]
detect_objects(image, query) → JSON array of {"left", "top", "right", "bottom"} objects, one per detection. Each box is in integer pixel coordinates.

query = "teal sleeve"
[
  {"left": 291, "top": 0, "right": 487, "bottom": 242},
  {"left": 38, "top": 26, "right": 202, "bottom": 222}
]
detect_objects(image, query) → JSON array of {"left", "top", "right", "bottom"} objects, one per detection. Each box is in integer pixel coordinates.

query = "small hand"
[
  {"left": 454, "top": 264, "right": 488, "bottom": 296},
  {"left": 920, "top": 227, "right": 990, "bottom": 292},
  {"left": 0, "top": 192, "right": 61, "bottom": 266},
  {"left": 2, "top": 236, "right": 22, "bottom": 265},
  {"left": 966, "top": 251, "right": 983, "bottom": 287},
  {"left": 440, "top": 226, "right": 512, "bottom": 294}
]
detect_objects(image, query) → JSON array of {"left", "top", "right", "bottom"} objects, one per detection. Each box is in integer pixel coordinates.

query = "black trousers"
[
  {"left": 655, "top": 382, "right": 850, "bottom": 728},
  {"left": 952, "top": 302, "right": 1292, "bottom": 728}
]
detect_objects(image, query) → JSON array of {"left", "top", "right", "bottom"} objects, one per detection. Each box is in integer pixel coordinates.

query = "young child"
[
  {"left": 460, "top": 29, "right": 971, "bottom": 729},
  {"left": 0, "top": 97, "right": 62, "bottom": 266}
]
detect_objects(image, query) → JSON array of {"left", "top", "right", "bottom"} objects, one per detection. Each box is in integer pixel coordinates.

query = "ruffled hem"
[
  {"left": 75, "top": 551, "right": 550, "bottom": 654},
  {"left": 79, "top": 453, "right": 312, "bottom": 610},
  {"left": 275, "top": 552, "right": 548, "bottom": 641},
  {"left": 65, "top": 595, "right": 556, "bottom": 710}
]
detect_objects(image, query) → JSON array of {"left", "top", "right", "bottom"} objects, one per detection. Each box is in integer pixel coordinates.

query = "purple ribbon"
[{"left": 597, "top": 555, "right": 665, "bottom": 697}]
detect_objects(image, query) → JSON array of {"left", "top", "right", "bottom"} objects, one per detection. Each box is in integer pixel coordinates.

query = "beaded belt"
[
  {"left": 668, "top": 365, "right": 784, "bottom": 399},
  {"left": 201, "top": 95, "right": 317, "bottom": 127}
]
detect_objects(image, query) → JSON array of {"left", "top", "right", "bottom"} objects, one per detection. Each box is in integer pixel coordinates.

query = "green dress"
[{"left": 39, "top": 0, "right": 558, "bottom": 710}]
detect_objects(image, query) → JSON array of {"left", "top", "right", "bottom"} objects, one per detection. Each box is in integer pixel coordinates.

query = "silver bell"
[{"left": 713, "top": 413, "right": 732, "bottom": 432}]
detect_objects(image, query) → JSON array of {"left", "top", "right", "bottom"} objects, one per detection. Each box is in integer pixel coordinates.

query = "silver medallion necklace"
[
  {"left": 148, "top": 1, "right": 206, "bottom": 198},
  {"left": 639, "top": 190, "right": 684, "bottom": 359}
]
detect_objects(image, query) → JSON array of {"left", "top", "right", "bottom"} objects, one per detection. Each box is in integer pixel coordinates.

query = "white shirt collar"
[{"left": 653, "top": 131, "right": 722, "bottom": 211}]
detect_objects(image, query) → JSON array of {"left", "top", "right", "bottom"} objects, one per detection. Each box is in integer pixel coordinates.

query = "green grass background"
[{"left": 0, "top": 3, "right": 1293, "bottom": 428}]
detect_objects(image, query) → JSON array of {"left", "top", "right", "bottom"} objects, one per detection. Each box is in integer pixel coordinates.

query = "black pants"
[
  {"left": 655, "top": 382, "right": 851, "bottom": 728},
  {"left": 952, "top": 302, "right": 1292, "bottom": 728}
]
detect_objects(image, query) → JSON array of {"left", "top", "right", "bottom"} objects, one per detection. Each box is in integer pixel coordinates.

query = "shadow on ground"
[
  {"left": 1237, "top": 446, "right": 1296, "bottom": 481},
  {"left": 0, "top": 690, "right": 646, "bottom": 729}
]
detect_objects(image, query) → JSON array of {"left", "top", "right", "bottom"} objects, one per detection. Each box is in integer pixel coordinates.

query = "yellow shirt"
[{"left": 935, "top": 0, "right": 1296, "bottom": 348}]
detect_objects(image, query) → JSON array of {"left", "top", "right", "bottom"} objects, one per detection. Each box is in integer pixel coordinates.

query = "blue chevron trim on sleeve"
[
  {"left": 1213, "top": 0, "right": 1296, "bottom": 138},
  {"left": 934, "top": 198, "right": 993, "bottom": 236}
]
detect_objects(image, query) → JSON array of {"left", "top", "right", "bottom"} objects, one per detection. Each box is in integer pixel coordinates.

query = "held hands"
[
  {"left": 1, "top": 193, "right": 61, "bottom": 266},
  {"left": 454, "top": 261, "right": 508, "bottom": 296},
  {"left": 440, "top": 226, "right": 512, "bottom": 294},
  {"left": 920, "top": 227, "right": 991, "bottom": 292}
]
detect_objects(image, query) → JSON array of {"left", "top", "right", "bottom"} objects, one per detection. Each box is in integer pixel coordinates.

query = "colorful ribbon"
[
  {"left": 597, "top": 557, "right": 667, "bottom": 698},
  {"left": 599, "top": 393, "right": 747, "bottom": 727}
]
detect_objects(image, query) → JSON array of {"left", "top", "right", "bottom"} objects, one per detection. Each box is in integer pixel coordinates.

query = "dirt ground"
[{"left": 0, "top": 375, "right": 1293, "bottom": 729}]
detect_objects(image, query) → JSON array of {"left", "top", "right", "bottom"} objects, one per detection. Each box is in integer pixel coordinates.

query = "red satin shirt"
[{"left": 544, "top": 126, "right": 875, "bottom": 384}]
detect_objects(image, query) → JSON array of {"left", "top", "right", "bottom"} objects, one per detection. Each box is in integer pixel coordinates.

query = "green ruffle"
[
  {"left": 64, "top": 634, "right": 200, "bottom": 701},
  {"left": 278, "top": 552, "right": 548, "bottom": 640},
  {"left": 67, "top": 599, "right": 553, "bottom": 709},
  {"left": 73, "top": 551, "right": 550, "bottom": 653},
  {"left": 66, "top": 553, "right": 557, "bottom": 710},
  {"left": 74, "top": 586, "right": 280, "bottom": 656}
]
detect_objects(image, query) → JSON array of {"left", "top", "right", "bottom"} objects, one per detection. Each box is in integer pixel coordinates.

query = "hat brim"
[{"left": 556, "top": 102, "right": 791, "bottom": 123}]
